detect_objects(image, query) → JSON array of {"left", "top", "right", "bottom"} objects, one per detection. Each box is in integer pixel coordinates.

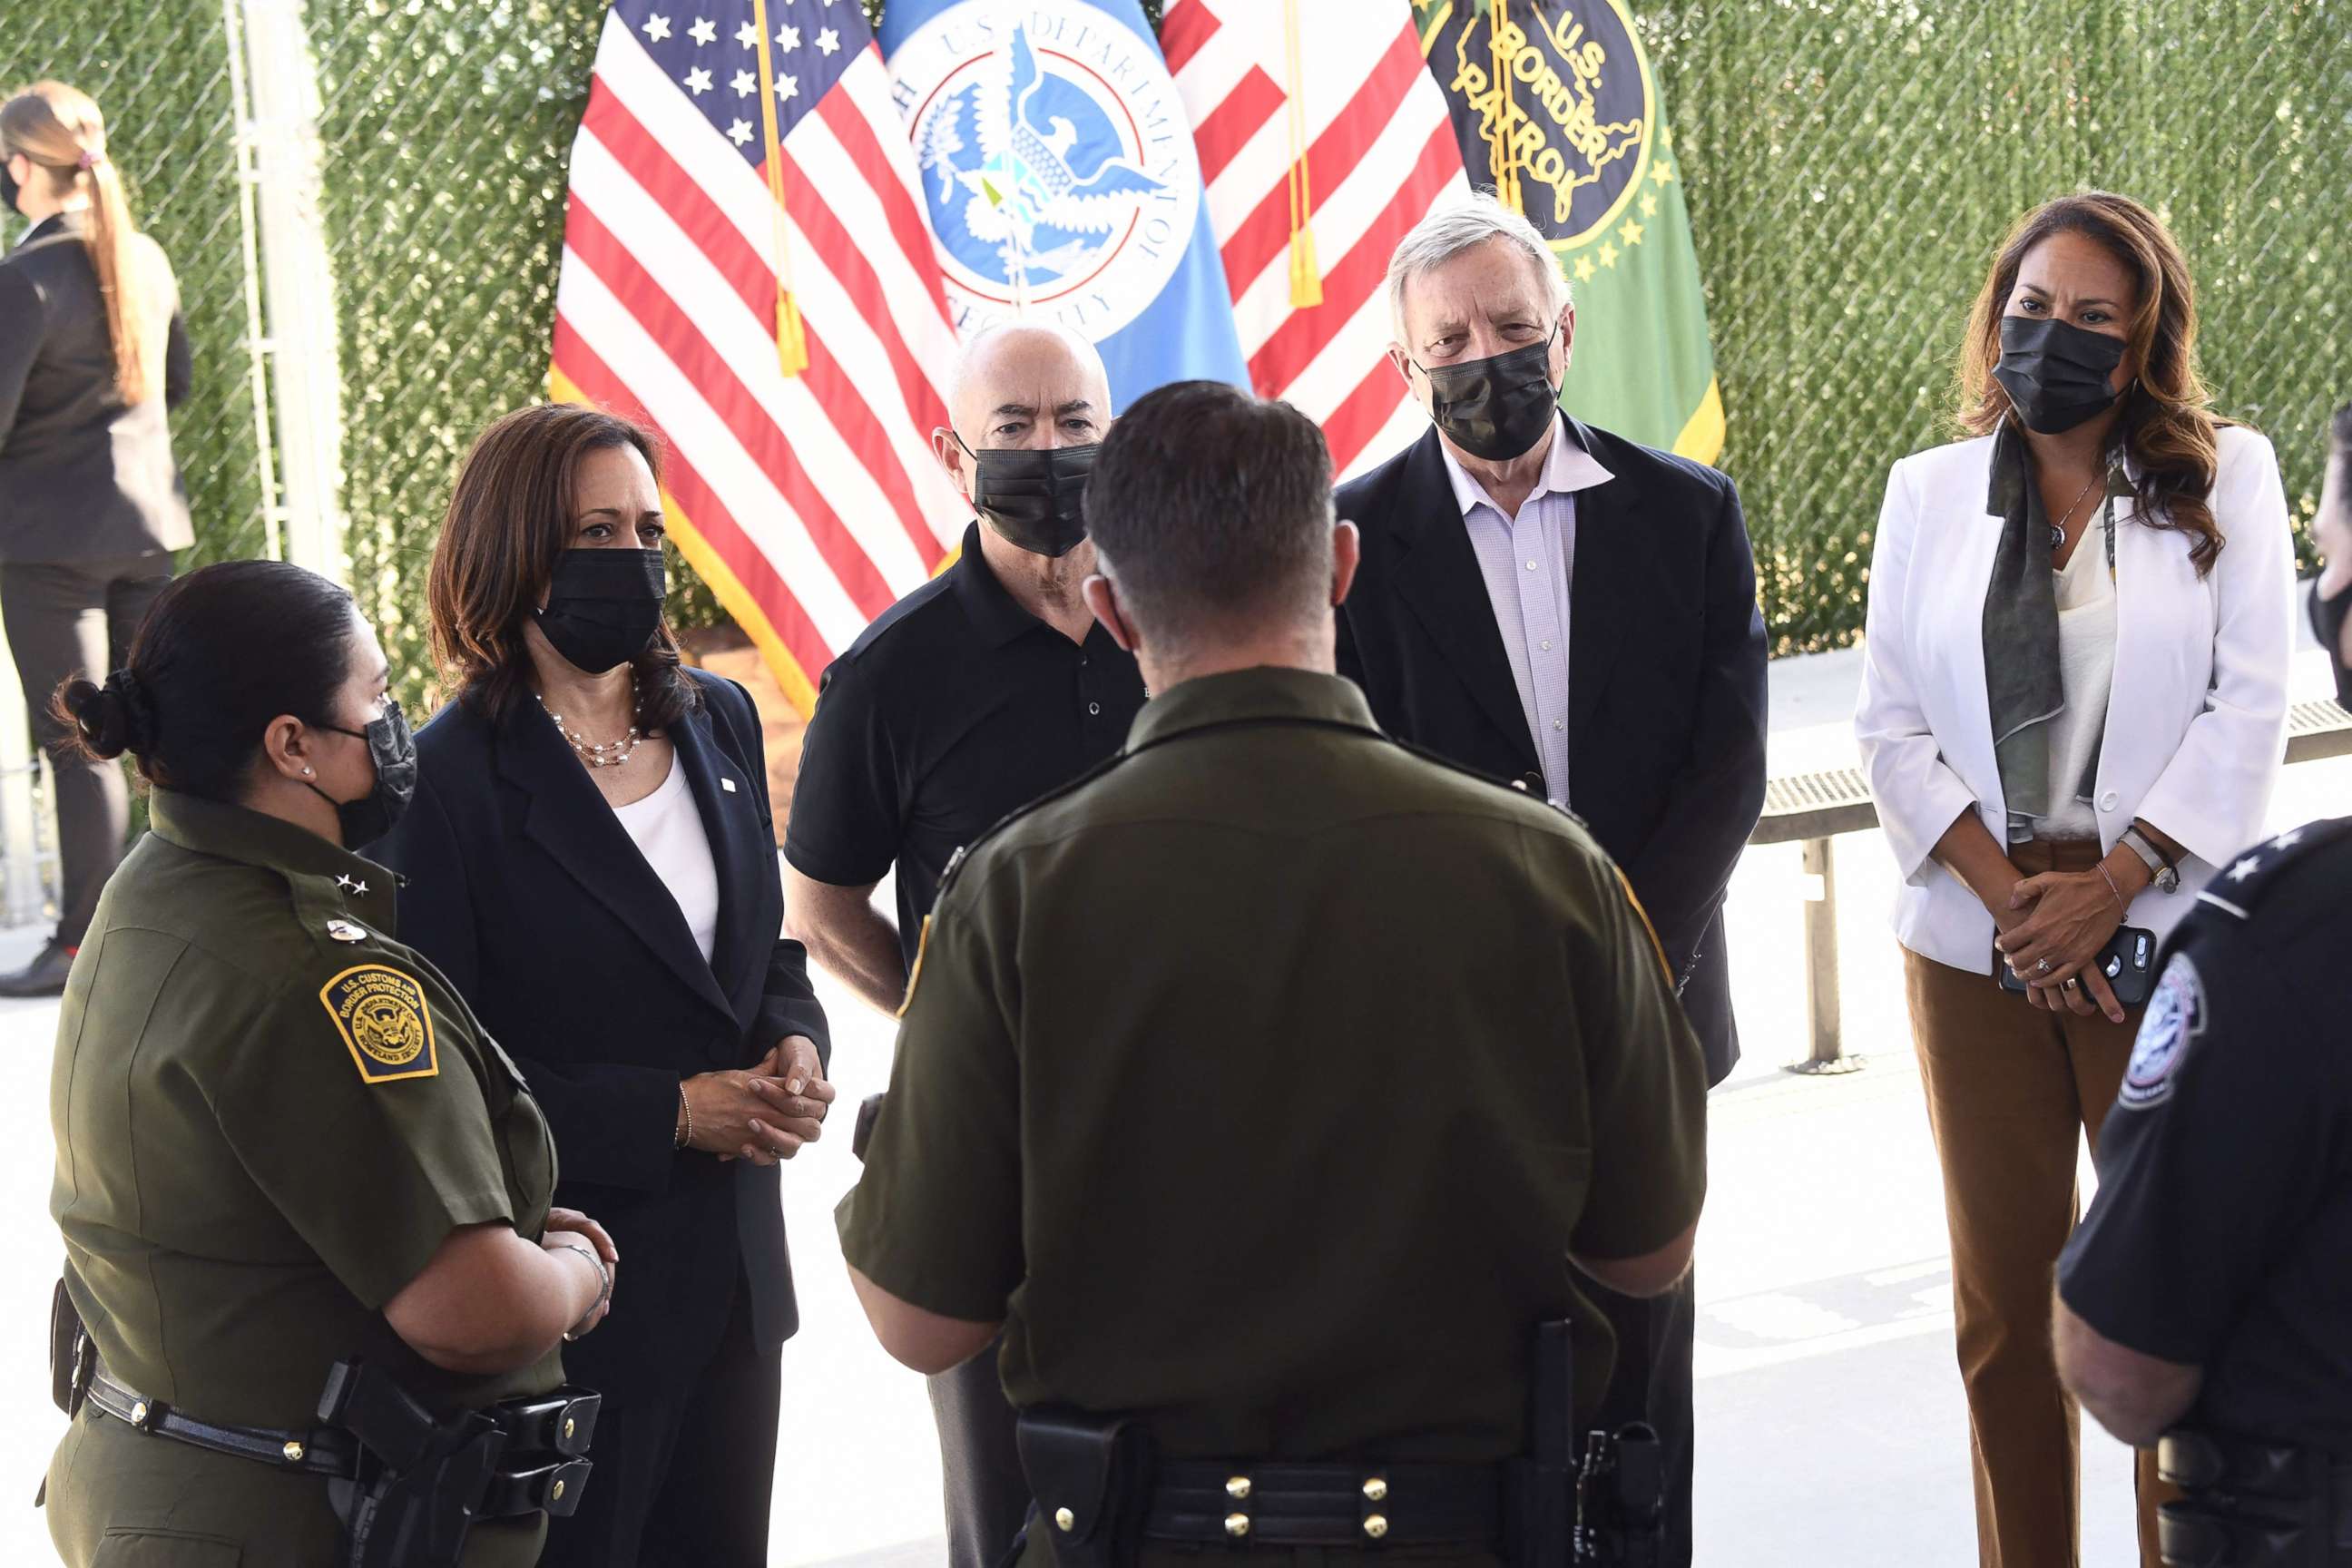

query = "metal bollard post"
[{"left": 1796, "top": 836, "right": 1852, "bottom": 1073}]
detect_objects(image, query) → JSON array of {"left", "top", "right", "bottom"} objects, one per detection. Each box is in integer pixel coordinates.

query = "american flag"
[
  {"left": 551, "top": 0, "right": 965, "bottom": 713},
  {"left": 1163, "top": 0, "right": 1469, "bottom": 478}
]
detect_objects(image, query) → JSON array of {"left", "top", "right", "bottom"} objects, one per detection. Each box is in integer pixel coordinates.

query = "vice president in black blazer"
[
  {"left": 1336, "top": 197, "right": 1767, "bottom": 1567},
  {"left": 372, "top": 406, "right": 831, "bottom": 1567}
]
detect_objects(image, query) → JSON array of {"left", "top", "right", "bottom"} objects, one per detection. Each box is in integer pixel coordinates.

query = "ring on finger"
[{"left": 2035, "top": 958, "right": 2053, "bottom": 975}]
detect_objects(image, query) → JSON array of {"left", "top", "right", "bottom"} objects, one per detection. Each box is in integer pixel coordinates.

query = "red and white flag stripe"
[
  {"left": 552, "top": 12, "right": 964, "bottom": 708},
  {"left": 1166, "top": 0, "right": 1469, "bottom": 478}
]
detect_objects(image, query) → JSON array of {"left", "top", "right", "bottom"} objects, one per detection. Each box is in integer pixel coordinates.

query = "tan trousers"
[{"left": 1903, "top": 841, "right": 2171, "bottom": 1568}]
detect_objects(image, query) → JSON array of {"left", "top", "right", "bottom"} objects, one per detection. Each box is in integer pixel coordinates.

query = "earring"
[{"left": 302, "top": 767, "right": 315, "bottom": 777}]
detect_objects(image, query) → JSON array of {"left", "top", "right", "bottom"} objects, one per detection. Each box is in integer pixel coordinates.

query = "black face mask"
[
  {"left": 1414, "top": 329, "right": 1562, "bottom": 462},
  {"left": 962, "top": 437, "right": 1097, "bottom": 558},
  {"left": 2311, "top": 577, "right": 2352, "bottom": 710},
  {"left": 535, "top": 548, "right": 666, "bottom": 674},
  {"left": 307, "top": 698, "right": 417, "bottom": 848},
  {"left": 1994, "top": 316, "right": 2129, "bottom": 435}
]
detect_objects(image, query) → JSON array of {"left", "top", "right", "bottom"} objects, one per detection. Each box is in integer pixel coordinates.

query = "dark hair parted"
[
  {"left": 1083, "top": 380, "right": 1335, "bottom": 646},
  {"left": 54, "top": 560, "right": 359, "bottom": 799},
  {"left": 1958, "top": 191, "right": 2230, "bottom": 574},
  {"left": 426, "top": 403, "right": 697, "bottom": 727}
]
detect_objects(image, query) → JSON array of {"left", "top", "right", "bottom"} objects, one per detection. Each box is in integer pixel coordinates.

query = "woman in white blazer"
[{"left": 1855, "top": 191, "right": 2294, "bottom": 1568}]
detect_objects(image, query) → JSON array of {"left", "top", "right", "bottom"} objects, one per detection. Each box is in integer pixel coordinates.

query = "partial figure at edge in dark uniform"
[
  {"left": 0, "top": 81, "right": 194, "bottom": 997},
  {"left": 43, "top": 559, "right": 615, "bottom": 1567},
  {"left": 2054, "top": 404, "right": 2352, "bottom": 1567}
]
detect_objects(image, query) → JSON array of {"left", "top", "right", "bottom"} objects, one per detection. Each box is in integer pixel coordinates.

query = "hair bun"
[{"left": 63, "top": 670, "right": 154, "bottom": 760}]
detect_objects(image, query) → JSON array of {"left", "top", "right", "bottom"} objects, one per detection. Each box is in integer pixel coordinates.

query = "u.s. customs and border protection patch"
[
  {"left": 320, "top": 965, "right": 438, "bottom": 1084},
  {"left": 2118, "top": 953, "right": 2203, "bottom": 1111}
]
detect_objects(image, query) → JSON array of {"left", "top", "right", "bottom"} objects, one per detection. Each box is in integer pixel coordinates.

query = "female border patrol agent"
[{"left": 44, "top": 559, "right": 616, "bottom": 1567}]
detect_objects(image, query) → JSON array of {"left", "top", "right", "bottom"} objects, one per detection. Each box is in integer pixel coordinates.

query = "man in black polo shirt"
[{"left": 783, "top": 319, "right": 1145, "bottom": 1567}]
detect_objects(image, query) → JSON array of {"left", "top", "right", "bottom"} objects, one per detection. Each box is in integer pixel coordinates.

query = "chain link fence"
[
  {"left": 1646, "top": 0, "right": 2351, "bottom": 652},
  {"left": 8, "top": 0, "right": 2345, "bottom": 693}
]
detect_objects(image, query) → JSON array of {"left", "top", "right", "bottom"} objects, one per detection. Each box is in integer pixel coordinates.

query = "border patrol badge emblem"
[
  {"left": 320, "top": 965, "right": 439, "bottom": 1084},
  {"left": 2119, "top": 953, "right": 2201, "bottom": 1110},
  {"left": 1423, "top": 0, "right": 1658, "bottom": 249}
]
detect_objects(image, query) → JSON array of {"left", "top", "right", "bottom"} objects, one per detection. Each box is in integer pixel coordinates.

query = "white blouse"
[
  {"left": 611, "top": 756, "right": 720, "bottom": 963},
  {"left": 2041, "top": 538, "right": 2119, "bottom": 841}
]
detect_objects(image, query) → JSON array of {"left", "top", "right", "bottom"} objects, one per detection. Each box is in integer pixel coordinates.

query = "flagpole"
[
  {"left": 1283, "top": 0, "right": 1322, "bottom": 309},
  {"left": 1490, "top": 0, "right": 1520, "bottom": 212},
  {"left": 750, "top": 0, "right": 808, "bottom": 377}
]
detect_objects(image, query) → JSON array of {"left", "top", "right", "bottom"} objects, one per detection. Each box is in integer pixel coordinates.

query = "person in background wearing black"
[
  {"left": 783, "top": 320, "right": 1146, "bottom": 1568},
  {"left": 370, "top": 404, "right": 832, "bottom": 1567},
  {"left": 0, "top": 81, "right": 192, "bottom": 996}
]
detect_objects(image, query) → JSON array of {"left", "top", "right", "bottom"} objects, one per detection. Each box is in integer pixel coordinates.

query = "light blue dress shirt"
[{"left": 1440, "top": 424, "right": 1615, "bottom": 808}]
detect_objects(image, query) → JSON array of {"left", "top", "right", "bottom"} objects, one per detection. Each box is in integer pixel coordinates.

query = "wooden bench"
[{"left": 1752, "top": 698, "right": 2352, "bottom": 1071}]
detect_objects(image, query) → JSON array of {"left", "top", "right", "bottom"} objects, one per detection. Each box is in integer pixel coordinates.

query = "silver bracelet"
[{"left": 554, "top": 1239, "right": 610, "bottom": 1342}]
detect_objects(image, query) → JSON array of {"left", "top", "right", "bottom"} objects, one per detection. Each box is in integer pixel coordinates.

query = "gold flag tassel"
[
  {"left": 750, "top": 0, "right": 808, "bottom": 377},
  {"left": 1283, "top": 0, "right": 1322, "bottom": 309},
  {"left": 1490, "top": 0, "right": 1520, "bottom": 213}
]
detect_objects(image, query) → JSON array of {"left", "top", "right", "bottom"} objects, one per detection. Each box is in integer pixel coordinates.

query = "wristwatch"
[{"left": 2119, "top": 825, "right": 2180, "bottom": 894}]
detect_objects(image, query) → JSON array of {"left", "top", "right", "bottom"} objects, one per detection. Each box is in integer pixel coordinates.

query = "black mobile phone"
[{"left": 1998, "top": 925, "right": 2158, "bottom": 1007}]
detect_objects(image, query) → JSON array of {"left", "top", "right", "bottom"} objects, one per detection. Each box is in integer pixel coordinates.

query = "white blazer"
[{"left": 1854, "top": 424, "right": 2296, "bottom": 973}]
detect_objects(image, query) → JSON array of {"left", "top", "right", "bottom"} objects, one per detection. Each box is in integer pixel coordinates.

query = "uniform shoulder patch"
[
  {"left": 319, "top": 965, "right": 439, "bottom": 1084},
  {"left": 2118, "top": 953, "right": 2202, "bottom": 1110}
]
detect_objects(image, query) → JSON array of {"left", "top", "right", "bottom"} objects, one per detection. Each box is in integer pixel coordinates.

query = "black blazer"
[
  {"left": 1337, "top": 416, "right": 1768, "bottom": 1084},
  {"left": 0, "top": 212, "right": 194, "bottom": 564},
  {"left": 370, "top": 668, "right": 829, "bottom": 1357}
]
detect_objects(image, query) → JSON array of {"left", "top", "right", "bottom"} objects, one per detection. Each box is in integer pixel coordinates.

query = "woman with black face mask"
[
  {"left": 369, "top": 404, "right": 832, "bottom": 1568},
  {"left": 44, "top": 558, "right": 616, "bottom": 1567},
  {"left": 1856, "top": 192, "right": 2296, "bottom": 1568}
]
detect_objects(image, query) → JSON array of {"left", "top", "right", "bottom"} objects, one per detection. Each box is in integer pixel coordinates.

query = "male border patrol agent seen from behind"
[
  {"left": 2053, "top": 404, "right": 2352, "bottom": 1568},
  {"left": 44, "top": 561, "right": 612, "bottom": 1568},
  {"left": 837, "top": 380, "right": 1709, "bottom": 1566}
]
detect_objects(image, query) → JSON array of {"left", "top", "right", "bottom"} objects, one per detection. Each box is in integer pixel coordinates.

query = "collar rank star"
[
  {"left": 319, "top": 965, "right": 437, "bottom": 1084},
  {"left": 334, "top": 873, "right": 368, "bottom": 897}
]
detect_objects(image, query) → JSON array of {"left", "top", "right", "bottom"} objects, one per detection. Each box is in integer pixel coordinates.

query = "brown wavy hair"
[
  {"left": 2, "top": 82, "right": 167, "bottom": 406},
  {"left": 1957, "top": 191, "right": 2229, "bottom": 574},
  {"left": 426, "top": 403, "right": 698, "bottom": 729}
]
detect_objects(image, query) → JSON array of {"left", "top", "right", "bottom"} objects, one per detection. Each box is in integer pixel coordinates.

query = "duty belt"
[
  {"left": 83, "top": 1361, "right": 596, "bottom": 1520},
  {"left": 2158, "top": 1428, "right": 2352, "bottom": 1568},
  {"left": 1143, "top": 1458, "right": 1503, "bottom": 1546}
]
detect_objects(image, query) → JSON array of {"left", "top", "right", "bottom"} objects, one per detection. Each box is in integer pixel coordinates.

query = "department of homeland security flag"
[
  {"left": 1416, "top": 0, "right": 1724, "bottom": 463},
  {"left": 879, "top": 0, "right": 1250, "bottom": 408},
  {"left": 550, "top": 0, "right": 965, "bottom": 714},
  {"left": 1165, "top": 0, "right": 1472, "bottom": 478}
]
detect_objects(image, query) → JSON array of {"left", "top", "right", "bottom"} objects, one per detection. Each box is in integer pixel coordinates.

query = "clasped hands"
[
  {"left": 679, "top": 1034, "right": 836, "bottom": 1165},
  {"left": 1994, "top": 866, "right": 2138, "bottom": 1023}
]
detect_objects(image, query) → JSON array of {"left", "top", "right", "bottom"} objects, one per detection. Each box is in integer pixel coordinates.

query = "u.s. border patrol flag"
[
  {"left": 1415, "top": 0, "right": 1723, "bottom": 463},
  {"left": 880, "top": 0, "right": 1250, "bottom": 407}
]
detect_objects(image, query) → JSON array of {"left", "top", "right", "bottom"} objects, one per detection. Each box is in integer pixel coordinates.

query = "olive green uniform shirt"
[
  {"left": 838, "top": 668, "right": 1707, "bottom": 1537},
  {"left": 45, "top": 791, "right": 563, "bottom": 1567}
]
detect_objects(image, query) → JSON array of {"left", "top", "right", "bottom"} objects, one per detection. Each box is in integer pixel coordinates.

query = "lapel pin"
[
  {"left": 721, "top": 778, "right": 738, "bottom": 793},
  {"left": 326, "top": 918, "right": 367, "bottom": 944}
]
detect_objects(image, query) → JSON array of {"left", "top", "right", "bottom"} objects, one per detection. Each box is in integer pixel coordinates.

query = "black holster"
[
  {"left": 49, "top": 1278, "right": 94, "bottom": 1419},
  {"left": 1014, "top": 1406, "right": 1154, "bottom": 1568},
  {"left": 2156, "top": 1429, "right": 2347, "bottom": 1568},
  {"left": 1506, "top": 1319, "right": 1664, "bottom": 1567},
  {"left": 319, "top": 1359, "right": 509, "bottom": 1568}
]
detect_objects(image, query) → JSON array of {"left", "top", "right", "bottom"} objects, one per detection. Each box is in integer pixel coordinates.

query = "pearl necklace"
[{"left": 537, "top": 676, "right": 644, "bottom": 769}]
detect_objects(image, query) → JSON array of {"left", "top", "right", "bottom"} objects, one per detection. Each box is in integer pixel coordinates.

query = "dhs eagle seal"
[
  {"left": 891, "top": 2, "right": 1200, "bottom": 341},
  {"left": 320, "top": 965, "right": 439, "bottom": 1085},
  {"left": 1424, "top": 0, "right": 1658, "bottom": 251},
  {"left": 2118, "top": 954, "right": 2202, "bottom": 1111}
]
